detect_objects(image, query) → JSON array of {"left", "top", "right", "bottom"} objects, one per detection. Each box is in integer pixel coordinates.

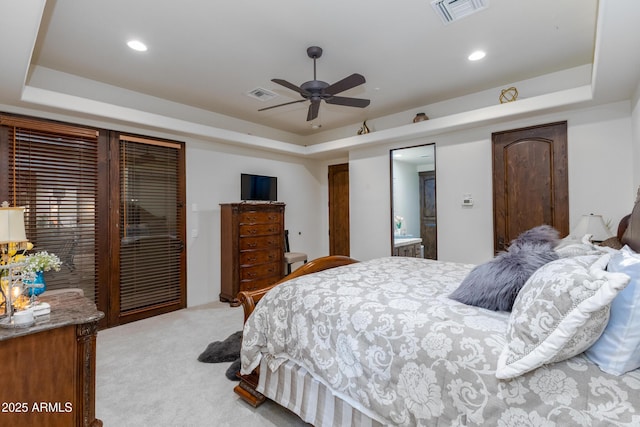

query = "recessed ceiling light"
[
  {"left": 127, "top": 40, "right": 147, "bottom": 52},
  {"left": 468, "top": 50, "right": 486, "bottom": 61}
]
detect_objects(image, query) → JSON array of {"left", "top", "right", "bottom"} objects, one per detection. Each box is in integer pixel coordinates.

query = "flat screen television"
[{"left": 241, "top": 173, "right": 277, "bottom": 201}]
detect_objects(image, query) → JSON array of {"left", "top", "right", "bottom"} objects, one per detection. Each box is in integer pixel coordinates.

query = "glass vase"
[{"left": 25, "top": 271, "right": 46, "bottom": 297}]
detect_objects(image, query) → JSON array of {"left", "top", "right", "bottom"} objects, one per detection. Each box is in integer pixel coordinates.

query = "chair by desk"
[{"left": 284, "top": 230, "right": 307, "bottom": 274}]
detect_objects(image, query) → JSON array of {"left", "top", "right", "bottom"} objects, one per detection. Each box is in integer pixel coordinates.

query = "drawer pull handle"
[{"left": 247, "top": 242, "right": 257, "bottom": 248}]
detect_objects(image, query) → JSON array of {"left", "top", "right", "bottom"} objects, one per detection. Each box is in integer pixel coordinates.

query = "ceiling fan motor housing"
[{"left": 300, "top": 80, "right": 329, "bottom": 96}]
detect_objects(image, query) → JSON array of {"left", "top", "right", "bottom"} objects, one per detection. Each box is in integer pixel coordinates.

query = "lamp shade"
[
  {"left": 0, "top": 203, "right": 27, "bottom": 244},
  {"left": 571, "top": 214, "right": 612, "bottom": 242}
]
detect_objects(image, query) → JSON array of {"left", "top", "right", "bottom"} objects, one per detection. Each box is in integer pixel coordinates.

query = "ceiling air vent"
[
  {"left": 431, "top": 0, "right": 488, "bottom": 25},
  {"left": 246, "top": 87, "right": 278, "bottom": 102}
]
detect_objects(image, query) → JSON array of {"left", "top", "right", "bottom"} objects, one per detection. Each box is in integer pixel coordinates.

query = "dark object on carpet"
[
  {"left": 198, "top": 330, "right": 242, "bottom": 363},
  {"left": 198, "top": 331, "right": 243, "bottom": 381},
  {"left": 226, "top": 359, "right": 242, "bottom": 381},
  {"left": 449, "top": 225, "right": 560, "bottom": 311}
]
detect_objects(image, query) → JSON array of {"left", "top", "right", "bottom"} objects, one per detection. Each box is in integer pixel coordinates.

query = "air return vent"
[
  {"left": 246, "top": 87, "right": 278, "bottom": 102},
  {"left": 431, "top": 0, "right": 488, "bottom": 24}
]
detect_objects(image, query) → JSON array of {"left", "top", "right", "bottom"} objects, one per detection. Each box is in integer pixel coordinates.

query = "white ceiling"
[{"left": 27, "top": 0, "right": 600, "bottom": 141}]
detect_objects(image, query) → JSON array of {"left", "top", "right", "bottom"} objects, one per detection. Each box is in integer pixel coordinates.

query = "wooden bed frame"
[
  {"left": 233, "top": 213, "right": 636, "bottom": 408},
  {"left": 233, "top": 254, "right": 359, "bottom": 406}
]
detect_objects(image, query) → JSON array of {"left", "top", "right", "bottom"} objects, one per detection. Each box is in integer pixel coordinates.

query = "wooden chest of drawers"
[{"left": 220, "top": 202, "right": 285, "bottom": 305}]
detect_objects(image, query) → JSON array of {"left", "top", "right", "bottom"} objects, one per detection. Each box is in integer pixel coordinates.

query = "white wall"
[
  {"left": 348, "top": 101, "right": 634, "bottom": 265},
  {"left": 185, "top": 139, "right": 329, "bottom": 306},
  {"left": 350, "top": 145, "right": 392, "bottom": 260},
  {"left": 392, "top": 160, "right": 421, "bottom": 237}
]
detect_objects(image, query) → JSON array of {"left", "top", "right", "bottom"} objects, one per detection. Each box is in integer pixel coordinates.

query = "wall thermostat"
[{"left": 462, "top": 194, "right": 474, "bottom": 207}]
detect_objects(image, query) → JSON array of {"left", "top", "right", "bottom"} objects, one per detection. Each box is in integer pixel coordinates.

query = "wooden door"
[
  {"left": 492, "top": 121, "right": 569, "bottom": 253},
  {"left": 328, "top": 163, "right": 350, "bottom": 256},
  {"left": 419, "top": 171, "right": 437, "bottom": 259},
  {"left": 109, "top": 134, "right": 187, "bottom": 326}
]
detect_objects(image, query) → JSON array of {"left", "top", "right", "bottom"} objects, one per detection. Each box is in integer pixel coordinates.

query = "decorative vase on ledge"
[
  {"left": 413, "top": 112, "right": 429, "bottom": 123},
  {"left": 25, "top": 271, "right": 46, "bottom": 297}
]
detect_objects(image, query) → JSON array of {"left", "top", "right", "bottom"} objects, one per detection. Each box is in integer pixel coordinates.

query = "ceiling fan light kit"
[{"left": 259, "top": 46, "right": 370, "bottom": 122}]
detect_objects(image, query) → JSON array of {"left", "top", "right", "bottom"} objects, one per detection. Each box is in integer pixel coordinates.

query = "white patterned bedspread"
[{"left": 241, "top": 257, "right": 640, "bottom": 426}]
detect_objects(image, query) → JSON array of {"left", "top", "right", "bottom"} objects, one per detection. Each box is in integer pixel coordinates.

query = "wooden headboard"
[
  {"left": 618, "top": 212, "right": 640, "bottom": 253},
  {"left": 618, "top": 214, "right": 631, "bottom": 241}
]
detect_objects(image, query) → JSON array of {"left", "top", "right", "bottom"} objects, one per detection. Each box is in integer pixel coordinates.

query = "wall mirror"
[{"left": 390, "top": 144, "right": 436, "bottom": 259}]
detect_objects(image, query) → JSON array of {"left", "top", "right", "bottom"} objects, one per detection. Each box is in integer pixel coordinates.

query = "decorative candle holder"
[{"left": 0, "top": 261, "right": 33, "bottom": 328}]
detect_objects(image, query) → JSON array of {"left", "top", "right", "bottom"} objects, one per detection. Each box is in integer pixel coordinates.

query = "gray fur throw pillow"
[{"left": 449, "top": 225, "right": 560, "bottom": 311}]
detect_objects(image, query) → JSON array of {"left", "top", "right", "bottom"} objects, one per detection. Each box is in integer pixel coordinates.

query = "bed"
[{"left": 234, "top": 204, "right": 640, "bottom": 426}]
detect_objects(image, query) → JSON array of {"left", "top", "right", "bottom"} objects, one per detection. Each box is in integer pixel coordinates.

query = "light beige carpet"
[{"left": 96, "top": 301, "right": 308, "bottom": 427}]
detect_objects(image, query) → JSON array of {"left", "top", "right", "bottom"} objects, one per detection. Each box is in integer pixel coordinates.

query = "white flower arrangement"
[{"left": 21, "top": 251, "right": 61, "bottom": 281}]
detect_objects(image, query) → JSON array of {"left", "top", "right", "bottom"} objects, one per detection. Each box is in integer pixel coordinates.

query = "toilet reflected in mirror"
[{"left": 390, "top": 144, "right": 437, "bottom": 259}]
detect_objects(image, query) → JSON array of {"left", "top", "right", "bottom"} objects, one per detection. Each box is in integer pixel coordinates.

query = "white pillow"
[
  {"left": 586, "top": 246, "right": 640, "bottom": 375},
  {"left": 496, "top": 254, "right": 630, "bottom": 379}
]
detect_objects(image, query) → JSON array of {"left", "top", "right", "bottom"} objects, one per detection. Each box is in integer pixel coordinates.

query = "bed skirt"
[{"left": 257, "top": 358, "right": 386, "bottom": 427}]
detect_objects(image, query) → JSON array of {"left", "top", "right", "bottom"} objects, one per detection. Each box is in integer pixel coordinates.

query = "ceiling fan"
[{"left": 259, "top": 46, "right": 370, "bottom": 121}]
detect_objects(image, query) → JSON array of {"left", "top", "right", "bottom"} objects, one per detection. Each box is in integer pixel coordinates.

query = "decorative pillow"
[
  {"left": 496, "top": 254, "right": 630, "bottom": 380},
  {"left": 450, "top": 225, "right": 559, "bottom": 311},
  {"left": 586, "top": 246, "right": 640, "bottom": 375}
]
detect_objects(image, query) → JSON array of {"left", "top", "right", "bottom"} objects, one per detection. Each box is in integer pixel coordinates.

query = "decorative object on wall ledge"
[
  {"left": 357, "top": 120, "right": 370, "bottom": 135},
  {"left": 499, "top": 87, "right": 519, "bottom": 104},
  {"left": 413, "top": 112, "right": 429, "bottom": 123}
]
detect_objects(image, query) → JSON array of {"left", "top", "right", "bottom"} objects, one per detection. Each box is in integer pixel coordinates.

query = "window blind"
[
  {"left": 118, "top": 136, "right": 183, "bottom": 313},
  {"left": 2, "top": 117, "right": 99, "bottom": 303}
]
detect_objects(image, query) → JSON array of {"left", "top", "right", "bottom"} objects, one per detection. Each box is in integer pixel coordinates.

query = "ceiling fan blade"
[
  {"left": 272, "top": 79, "right": 309, "bottom": 96},
  {"left": 324, "top": 73, "right": 366, "bottom": 95},
  {"left": 325, "top": 96, "right": 370, "bottom": 108},
  {"left": 258, "top": 99, "right": 307, "bottom": 112},
  {"left": 307, "top": 100, "right": 321, "bottom": 121}
]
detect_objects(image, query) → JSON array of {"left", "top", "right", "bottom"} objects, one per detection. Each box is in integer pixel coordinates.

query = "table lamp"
[
  {"left": 571, "top": 213, "right": 612, "bottom": 243},
  {"left": 0, "top": 201, "right": 29, "bottom": 325}
]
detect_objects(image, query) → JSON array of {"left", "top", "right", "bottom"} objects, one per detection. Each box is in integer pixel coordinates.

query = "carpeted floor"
[{"left": 96, "top": 301, "right": 308, "bottom": 427}]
